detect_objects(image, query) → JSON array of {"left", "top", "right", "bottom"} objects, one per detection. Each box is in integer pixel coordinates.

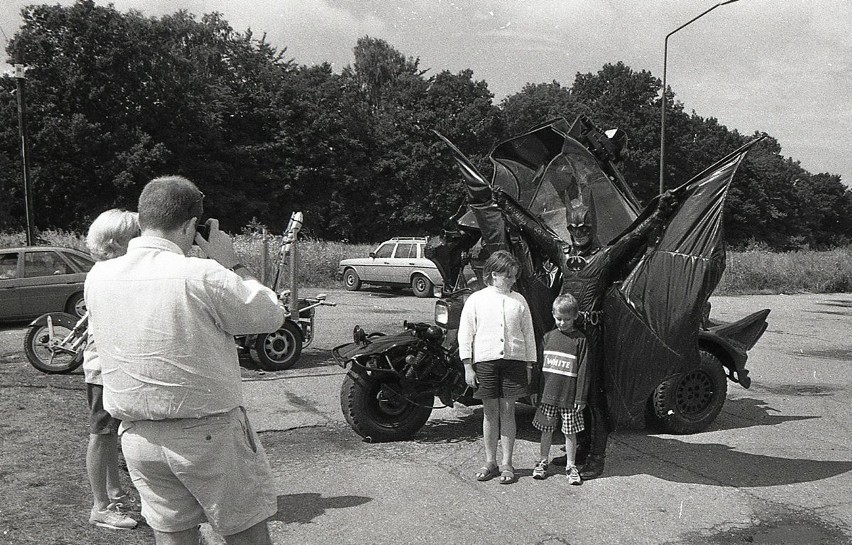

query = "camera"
[{"left": 195, "top": 221, "right": 211, "bottom": 240}]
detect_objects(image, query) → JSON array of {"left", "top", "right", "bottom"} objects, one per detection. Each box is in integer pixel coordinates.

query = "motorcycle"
[
  {"left": 333, "top": 319, "right": 474, "bottom": 443},
  {"left": 240, "top": 290, "right": 336, "bottom": 371},
  {"left": 334, "top": 116, "right": 770, "bottom": 442},
  {"left": 24, "top": 211, "right": 334, "bottom": 374}
]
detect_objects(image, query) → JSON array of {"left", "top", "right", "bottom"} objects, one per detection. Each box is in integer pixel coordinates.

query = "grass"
[{"left": 3, "top": 229, "right": 851, "bottom": 295}]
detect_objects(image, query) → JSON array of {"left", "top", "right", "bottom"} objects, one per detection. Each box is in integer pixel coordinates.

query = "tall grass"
[
  {"left": 718, "top": 245, "right": 852, "bottom": 294},
  {"left": 3, "top": 229, "right": 851, "bottom": 295},
  {"left": 232, "top": 233, "right": 372, "bottom": 289}
]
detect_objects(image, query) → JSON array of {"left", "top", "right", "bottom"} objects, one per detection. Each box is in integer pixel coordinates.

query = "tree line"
[{"left": 1, "top": 0, "right": 849, "bottom": 249}]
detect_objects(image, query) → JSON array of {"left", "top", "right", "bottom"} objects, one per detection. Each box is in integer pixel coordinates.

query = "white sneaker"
[
  {"left": 566, "top": 465, "right": 582, "bottom": 485},
  {"left": 89, "top": 506, "right": 137, "bottom": 530},
  {"left": 532, "top": 459, "right": 548, "bottom": 480}
]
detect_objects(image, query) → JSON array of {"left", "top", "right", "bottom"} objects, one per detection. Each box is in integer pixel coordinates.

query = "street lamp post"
[
  {"left": 15, "top": 62, "right": 35, "bottom": 245},
  {"left": 660, "top": 0, "right": 741, "bottom": 194}
]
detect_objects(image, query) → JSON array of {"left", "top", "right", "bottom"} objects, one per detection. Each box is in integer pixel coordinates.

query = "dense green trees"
[{"left": 1, "top": 1, "right": 849, "bottom": 248}]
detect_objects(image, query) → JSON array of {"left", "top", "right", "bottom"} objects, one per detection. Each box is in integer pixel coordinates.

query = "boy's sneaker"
[
  {"left": 89, "top": 505, "right": 137, "bottom": 530},
  {"left": 532, "top": 459, "right": 548, "bottom": 480},
  {"left": 566, "top": 465, "right": 582, "bottom": 486}
]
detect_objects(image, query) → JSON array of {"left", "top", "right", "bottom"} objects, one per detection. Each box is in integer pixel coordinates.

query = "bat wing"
[{"left": 603, "top": 138, "right": 763, "bottom": 427}]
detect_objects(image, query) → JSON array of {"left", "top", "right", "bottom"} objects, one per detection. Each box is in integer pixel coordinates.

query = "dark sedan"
[{"left": 0, "top": 246, "right": 94, "bottom": 321}]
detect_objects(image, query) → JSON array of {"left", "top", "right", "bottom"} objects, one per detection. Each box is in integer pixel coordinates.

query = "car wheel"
[
  {"left": 411, "top": 274, "right": 433, "bottom": 298},
  {"left": 254, "top": 321, "right": 303, "bottom": 371},
  {"left": 343, "top": 268, "right": 361, "bottom": 291},
  {"left": 651, "top": 349, "right": 727, "bottom": 434},
  {"left": 65, "top": 292, "right": 86, "bottom": 318}
]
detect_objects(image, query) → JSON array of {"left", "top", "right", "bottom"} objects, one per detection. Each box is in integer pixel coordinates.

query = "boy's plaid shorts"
[{"left": 532, "top": 403, "right": 584, "bottom": 435}]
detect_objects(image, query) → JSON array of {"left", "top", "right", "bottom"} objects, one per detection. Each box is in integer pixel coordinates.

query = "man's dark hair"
[{"left": 138, "top": 175, "right": 204, "bottom": 231}]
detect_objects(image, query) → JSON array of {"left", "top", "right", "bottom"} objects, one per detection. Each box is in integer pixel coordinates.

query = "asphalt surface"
[
  {"left": 223, "top": 289, "right": 852, "bottom": 545},
  {"left": 5, "top": 286, "right": 848, "bottom": 543}
]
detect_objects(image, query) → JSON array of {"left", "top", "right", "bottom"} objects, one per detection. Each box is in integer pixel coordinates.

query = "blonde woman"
[{"left": 84, "top": 209, "right": 140, "bottom": 530}]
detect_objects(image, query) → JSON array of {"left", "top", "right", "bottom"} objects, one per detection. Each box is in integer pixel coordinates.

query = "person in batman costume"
[{"left": 493, "top": 188, "right": 679, "bottom": 479}]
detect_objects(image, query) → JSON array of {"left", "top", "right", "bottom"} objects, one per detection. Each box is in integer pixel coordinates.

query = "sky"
[{"left": 2, "top": 0, "right": 851, "bottom": 186}]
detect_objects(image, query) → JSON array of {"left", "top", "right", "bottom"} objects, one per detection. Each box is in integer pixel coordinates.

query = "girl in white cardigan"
[{"left": 458, "top": 250, "right": 537, "bottom": 484}]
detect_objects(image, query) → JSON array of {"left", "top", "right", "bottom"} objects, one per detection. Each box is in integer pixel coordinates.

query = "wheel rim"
[
  {"left": 31, "top": 325, "right": 76, "bottom": 369},
  {"left": 413, "top": 277, "right": 426, "bottom": 292},
  {"left": 376, "top": 389, "right": 409, "bottom": 416},
  {"left": 262, "top": 329, "right": 296, "bottom": 362},
  {"left": 674, "top": 369, "right": 716, "bottom": 419},
  {"left": 345, "top": 272, "right": 356, "bottom": 287},
  {"left": 74, "top": 297, "right": 87, "bottom": 317}
]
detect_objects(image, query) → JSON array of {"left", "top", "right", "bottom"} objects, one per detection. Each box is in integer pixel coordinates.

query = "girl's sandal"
[
  {"left": 475, "top": 463, "right": 499, "bottom": 481},
  {"left": 499, "top": 464, "right": 517, "bottom": 484}
]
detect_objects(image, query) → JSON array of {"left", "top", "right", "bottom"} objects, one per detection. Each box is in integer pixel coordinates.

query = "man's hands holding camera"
[{"left": 194, "top": 219, "right": 241, "bottom": 270}]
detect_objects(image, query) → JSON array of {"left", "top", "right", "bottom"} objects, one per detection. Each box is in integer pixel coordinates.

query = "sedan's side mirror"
[{"left": 369, "top": 252, "right": 376, "bottom": 258}]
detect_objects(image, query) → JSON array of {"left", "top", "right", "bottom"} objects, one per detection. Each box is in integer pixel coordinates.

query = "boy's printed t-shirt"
[{"left": 538, "top": 329, "right": 587, "bottom": 408}]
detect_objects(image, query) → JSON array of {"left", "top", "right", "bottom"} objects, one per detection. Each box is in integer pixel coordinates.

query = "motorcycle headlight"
[{"left": 434, "top": 301, "right": 449, "bottom": 327}]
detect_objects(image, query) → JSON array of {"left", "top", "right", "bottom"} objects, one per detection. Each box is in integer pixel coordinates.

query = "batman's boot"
[
  {"left": 575, "top": 427, "right": 590, "bottom": 466},
  {"left": 579, "top": 408, "right": 609, "bottom": 480}
]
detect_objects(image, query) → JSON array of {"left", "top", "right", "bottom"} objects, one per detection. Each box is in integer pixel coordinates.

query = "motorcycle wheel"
[
  {"left": 254, "top": 321, "right": 303, "bottom": 371},
  {"left": 24, "top": 316, "right": 85, "bottom": 374},
  {"left": 340, "top": 372, "right": 433, "bottom": 442},
  {"left": 411, "top": 274, "right": 433, "bottom": 298},
  {"left": 651, "top": 349, "right": 727, "bottom": 434}
]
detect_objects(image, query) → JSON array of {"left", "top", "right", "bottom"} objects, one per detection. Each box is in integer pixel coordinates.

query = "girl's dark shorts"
[
  {"left": 473, "top": 359, "right": 529, "bottom": 400},
  {"left": 87, "top": 383, "right": 120, "bottom": 435}
]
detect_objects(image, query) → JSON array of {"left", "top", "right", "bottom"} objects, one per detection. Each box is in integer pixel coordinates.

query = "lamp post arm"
[{"left": 659, "top": 0, "right": 740, "bottom": 194}]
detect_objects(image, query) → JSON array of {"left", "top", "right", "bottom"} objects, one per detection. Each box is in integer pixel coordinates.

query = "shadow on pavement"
[
  {"left": 271, "top": 492, "right": 372, "bottom": 524},
  {"left": 610, "top": 432, "right": 852, "bottom": 487},
  {"left": 695, "top": 396, "right": 821, "bottom": 432}
]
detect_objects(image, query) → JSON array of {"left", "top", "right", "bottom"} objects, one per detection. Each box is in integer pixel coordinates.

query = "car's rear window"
[
  {"left": 63, "top": 252, "right": 95, "bottom": 272},
  {"left": 395, "top": 243, "right": 416, "bottom": 258}
]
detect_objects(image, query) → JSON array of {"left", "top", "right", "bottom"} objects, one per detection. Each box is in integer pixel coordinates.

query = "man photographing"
[{"left": 85, "top": 175, "right": 285, "bottom": 545}]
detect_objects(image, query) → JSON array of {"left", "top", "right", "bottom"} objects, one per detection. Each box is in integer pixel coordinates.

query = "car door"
[
  {"left": 0, "top": 251, "right": 22, "bottom": 319},
  {"left": 18, "top": 249, "right": 83, "bottom": 316},
  {"left": 391, "top": 242, "right": 416, "bottom": 284},
  {"left": 369, "top": 242, "right": 396, "bottom": 283}
]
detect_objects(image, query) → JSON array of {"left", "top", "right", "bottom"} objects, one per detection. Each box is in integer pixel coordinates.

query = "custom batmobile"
[{"left": 335, "top": 116, "right": 769, "bottom": 442}]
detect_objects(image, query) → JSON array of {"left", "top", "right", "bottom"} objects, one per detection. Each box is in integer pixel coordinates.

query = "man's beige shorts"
[{"left": 119, "top": 407, "right": 277, "bottom": 535}]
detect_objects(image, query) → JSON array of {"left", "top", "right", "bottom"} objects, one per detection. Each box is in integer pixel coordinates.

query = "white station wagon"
[{"left": 337, "top": 237, "right": 442, "bottom": 298}]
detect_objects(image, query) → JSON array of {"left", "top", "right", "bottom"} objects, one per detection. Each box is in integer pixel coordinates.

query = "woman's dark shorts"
[
  {"left": 473, "top": 359, "right": 529, "bottom": 400},
  {"left": 87, "top": 383, "right": 120, "bottom": 435}
]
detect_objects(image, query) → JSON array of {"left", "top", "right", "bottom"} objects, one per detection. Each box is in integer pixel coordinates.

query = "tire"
[
  {"left": 254, "top": 321, "right": 303, "bottom": 371},
  {"left": 340, "top": 372, "right": 433, "bottom": 442},
  {"left": 343, "top": 268, "right": 361, "bottom": 291},
  {"left": 411, "top": 274, "right": 433, "bottom": 298},
  {"left": 65, "top": 292, "right": 87, "bottom": 318},
  {"left": 652, "top": 349, "right": 727, "bottom": 434},
  {"left": 24, "top": 314, "right": 85, "bottom": 374}
]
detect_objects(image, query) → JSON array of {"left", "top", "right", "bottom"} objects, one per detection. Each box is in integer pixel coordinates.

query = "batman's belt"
[{"left": 581, "top": 310, "right": 604, "bottom": 327}]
